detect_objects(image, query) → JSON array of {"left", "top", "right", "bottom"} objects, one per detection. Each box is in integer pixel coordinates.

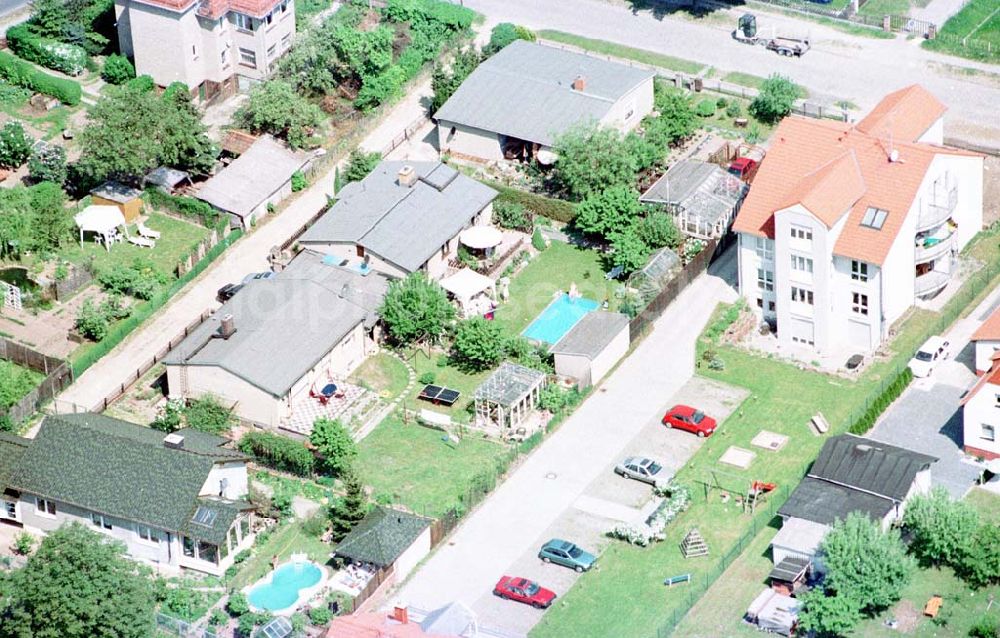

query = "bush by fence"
[
  {"left": 71, "top": 228, "right": 243, "bottom": 378},
  {"left": 143, "top": 188, "right": 221, "bottom": 227},
  {"left": 0, "top": 339, "right": 72, "bottom": 427},
  {"left": 239, "top": 431, "right": 315, "bottom": 477},
  {"left": 484, "top": 180, "right": 577, "bottom": 224},
  {"left": 0, "top": 51, "right": 82, "bottom": 105},
  {"left": 848, "top": 366, "right": 912, "bottom": 434},
  {"left": 5, "top": 24, "right": 89, "bottom": 76}
]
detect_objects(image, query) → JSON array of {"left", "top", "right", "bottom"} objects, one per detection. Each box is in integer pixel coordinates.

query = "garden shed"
[
  {"left": 474, "top": 362, "right": 546, "bottom": 438},
  {"left": 334, "top": 507, "right": 432, "bottom": 582},
  {"left": 90, "top": 181, "right": 144, "bottom": 223},
  {"left": 550, "top": 311, "right": 630, "bottom": 388},
  {"left": 144, "top": 166, "right": 192, "bottom": 194},
  {"left": 640, "top": 160, "right": 746, "bottom": 239}
]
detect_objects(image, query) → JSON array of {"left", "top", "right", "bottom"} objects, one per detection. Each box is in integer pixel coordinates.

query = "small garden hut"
[
  {"left": 90, "top": 181, "right": 144, "bottom": 223},
  {"left": 474, "top": 362, "right": 546, "bottom": 437}
]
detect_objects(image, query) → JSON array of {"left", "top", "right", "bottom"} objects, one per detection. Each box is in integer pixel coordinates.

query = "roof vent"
[
  {"left": 572, "top": 75, "right": 586, "bottom": 91},
  {"left": 397, "top": 165, "right": 417, "bottom": 188},
  {"left": 218, "top": 314, "right": 236, "bottom": 339},
  {"left": 855, "top": 443, "right": 872, "bottom": 453},
  {"left": 163, "top": 433, "right": 185, "bottom": 449},
  {"left": 889, "top": 149, "right": 900, "bottom": 163}
]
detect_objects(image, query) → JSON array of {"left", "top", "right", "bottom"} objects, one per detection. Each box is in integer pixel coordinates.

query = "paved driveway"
[{"left": 389, "top": 250, "right": 740, "bottom": 633}]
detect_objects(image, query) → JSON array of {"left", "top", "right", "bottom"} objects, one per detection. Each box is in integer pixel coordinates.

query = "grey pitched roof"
[
  {"left": 434, "top": 40, "right": 655, "bottom": 146},
  {"left": 334, "top": 507, "right": 431, "bottom": 567},
  {"left": 420, "top": 601, "right": 477, "bottom": 636},
  {"left": 145, "top": 166, "right": 191, "bottom": 190},
  {"left": 165, "top": 250, "right": 389, "bottom": 397},
  {"left": 778, "top": 477, "right": 895, "bottom": 526},
  {"left": 550, "top": 311, "right": 629, "bottom": 359},
  {"left": 196, "top": 134, "right": 311, "bottom": 219},
  {"left": 91, "top": 180, "right": 142, "bottom": 203},
  {"left": 811, "top": 434, "right": 937, "bottom": 501},
  {"left": 300, "top": 161, "right": 497, "bottom": 273},
  {"left": 8, "top": 414, "right": 245, "bottom": 535},
  {"left": 0, "top": 431, "right": 30, "bottom": 492}
]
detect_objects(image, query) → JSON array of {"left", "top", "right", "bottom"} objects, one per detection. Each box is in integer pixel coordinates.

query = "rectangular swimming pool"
[{"left": 522, "top": 294, "right": 599, "bottom": 344}]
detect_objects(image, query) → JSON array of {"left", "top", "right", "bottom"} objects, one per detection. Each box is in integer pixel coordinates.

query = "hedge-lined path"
[{"left": 54, "top": 77, "right": 435, "bottom": 417}]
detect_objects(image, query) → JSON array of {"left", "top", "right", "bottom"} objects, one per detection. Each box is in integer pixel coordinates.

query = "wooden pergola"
[{"left": 474, "top": 362, "right": 546, "bottom": 434}]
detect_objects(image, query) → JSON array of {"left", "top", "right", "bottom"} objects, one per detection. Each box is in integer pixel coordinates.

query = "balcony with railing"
[
  {"left": 916, "top": 186, "right": 958, "bottom": 232},
  {"left": 915, "top": 231, "right": 955, "bottom": 264},
  {"left": 915, "top": 270, "right": 950, "bottom": 298}
]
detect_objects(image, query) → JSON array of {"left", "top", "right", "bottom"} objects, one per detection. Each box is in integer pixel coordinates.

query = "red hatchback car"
[
  {"left": 662, "top": 404, "right": 717, "bottom": 438},
  {"left": 493, "top": 576, "right": 557, "bottom": 609}
]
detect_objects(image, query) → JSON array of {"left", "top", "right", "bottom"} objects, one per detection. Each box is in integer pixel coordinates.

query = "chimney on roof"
[
  {"left": 391, "top": 606, "right": 409, "bottom": 624},
  {"left": 572, "top": 75, "right": 586, "bottom": 91},
  {"left": 218, "top": 314, "right": 236, "bottom": 339},
  {"left": 163, "top": 433, "right": 185, "bottom": 449},
  {"left": 397, "top": 165, "right": 417, "bottom": 188}
]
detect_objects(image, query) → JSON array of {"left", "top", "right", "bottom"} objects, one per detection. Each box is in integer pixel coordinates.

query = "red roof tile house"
[
  {"left": 114, "top": 0, "right": 295, "bottom": 101},
  {"left": 972, "top": 306, "right": 1000, "bottom": 374},
  {"left": 733, "top": 85, "right": 983, "bottom": 355},
  {"left": 962, "top": 362, "right": 1000, "bottom": 460}
]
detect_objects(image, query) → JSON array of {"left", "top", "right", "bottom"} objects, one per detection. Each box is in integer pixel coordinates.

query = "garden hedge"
[
  {"left": 6, "top": 24, "right": 89, "bottom": 76},
  {"left": 143, "top": 188, "right": 220, "bottom": 227},
  {"left": 238, "top": 431, "right": 314, "bottom": 477},
  {"left": 848, "top": 366, "right": 913, "bottom": 435},
  {"left": 485, "top": 180, "right": 577, "bottom": 224},
  {"left": 0, "top": 51, "right": 82, "bottom": 105}
]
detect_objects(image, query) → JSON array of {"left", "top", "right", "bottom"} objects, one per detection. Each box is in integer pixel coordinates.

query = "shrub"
[
  {"left": 233, "top": 549, "right": 252, "bottom": 565},
  {"left": 695, "top": 98, "right": 716, "bottom": 117},
  {"left": 239, "top": 431, "right": 314, "bottom": 476},
  {"left": 208, "top": 609, "right": 229, "bottom": 627},
  {"left": 13, "top": 531, "right": 35, "bottom": 555},
  {"left": 309, "top": 606, "right": 332, "bottom": 626},
  {"left": 0, "top": 50, "right": 82, "bottom": 105},
  {"left": 290, "top": 170, "right": 307, "bottom": 192},
  {"left": 0, "top": 120, "right": 33, "bottom": 169},
  {"left": 493, "top": 200, "right": 532, "bottom": 232},
  {"left": 302, "top": 511, "right": 328, "bottom": 537},
  {"left": 750, "top": 74, "right": 801, "bottom": 124},
  {"left": 453, "top": 317, "right": 507, "bottom": 371},
  {"left": 725, "top": 101, "right": 742, "bottom": 118},
  {"left": 143, "top": 188, "right": 219, "bottom": 226},
  {"left": 531, "top": 227, "right": 546, "bottom": 251},
  {"left": 183, "top": 395, "right": 234, "bottom": 434},
  {"left": 75, "top": 298, "right": 109, "bottom": 341},
  {"left": 127, "top": 74, "right": 154, "bottom": 92},
  {"left": 309, "top": 417, "right": 357, "bottom": 477},
  {"left": 343, "top": 150, "right": 381, "bottom": 184},
  {"left": 101, "top": 53, "right": 135, "bottom": 84},
  {"left": 716, "top": 97, "right": 728, "bottom": 109},
  {"left": 970, "top": 615, "right": 1000, "bottom": 638},
  {"left": 227, "top": 592, "right": 250, "bottom": 617},
  {"left": 484, "top": 22, "right": 535, "bottom": 56},
  {"left": 6, "top": 24, "right": 89, "bottom": 75},
  {"left": 96, "top": 257, "right": 168, "bottom": 299},
  {"left": 487, "top": 181, "right": 576, "bottom": 223},
  {"left": 848, "top": 367, "right": 912, "bottom": 434},
  {"left": 418, "top": 371, "right": 436, "bottom": 385},
  {"left": 28, "top": 142, "right": 67, "bottom": 184}
]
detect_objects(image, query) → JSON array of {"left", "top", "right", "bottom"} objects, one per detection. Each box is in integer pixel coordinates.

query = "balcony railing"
[
  {"left": 914, "top": 232, "right": 955, "bottom": 264},
  {"left": 914, "top": 270, "right": 950, "bottom": 298},
  {"left": 916, "top": 187, "right": 958, "bottom": 232}
]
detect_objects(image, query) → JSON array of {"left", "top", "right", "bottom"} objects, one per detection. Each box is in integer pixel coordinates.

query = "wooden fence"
[
  {"left": 350, "top": 564, "right": 395, "bottom": 612},
  {"left": 379, "top": 114, "right": 431, "bottom": 157},
  {"left": 52, "top": 264, "right": 93, "bottom": 301},
  {"left": 0, "top": 338, "right": 73, "bottom": 425},
  {"left": 482, "top": 238, "right": 527, "bottom": 277},
  {"left": 629, "top": 239, "right": 719, "bottom": 338}
]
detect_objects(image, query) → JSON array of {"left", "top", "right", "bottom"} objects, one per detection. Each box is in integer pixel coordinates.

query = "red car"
[
  {"left": 493, "top": 576, "right": 557, "bottom": 609},
  {"left": 728, "top": 157, "right": 759, "bottom": 183},
  {"left": 662, "top": 404, "right": 717, "bottom": 438}
]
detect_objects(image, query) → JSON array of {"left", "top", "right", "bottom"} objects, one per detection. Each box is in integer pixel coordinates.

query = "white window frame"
[
  {"left": 983, "top": 423, "right": 996, "bottom": 442},
  {"left": 754, "top": 236, "right": 773, "bottom": 261},
  {"left": 4, "top": 500, "right": 16, "bottom": 519},
  {"left": 791, "top": 286, "right": 814, "bottom": 305},
  {"left": 233, "top": 13, "right": 253, "bottom": 31},
  {"left": 851, "top": 260, "right": 869, "bottom": 282},
  {"left": 35, "top": 497, "right": 56, "bottom": 517},
  {"left": 852, "top": 292, "right": 869, "bottom": 316},
  {"left": 91, "top": 512, "right": 112, "bottom": 530},
  {"left": 790, "top": 226, "right": 812, "bottom": 241},
  {"left": 238, "top": 47, "right": 257, "bottom": 69},
  {"left": 790, "top": 254, "right": 813, "bottom": 273},
  {"left": 757, "top": 268, "right": 774, "bottom": 292},
  {"left": 136, "top": 524, "right": 158, "bottom": 544}
]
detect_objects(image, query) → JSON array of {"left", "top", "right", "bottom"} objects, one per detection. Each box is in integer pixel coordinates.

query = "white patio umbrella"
[{"left": 459, "top": 226, "right": 503, "bottom": 250}]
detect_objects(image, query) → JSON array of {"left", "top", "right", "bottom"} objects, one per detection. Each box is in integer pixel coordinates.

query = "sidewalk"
[
  {"left": 910, "top": 0, "right": 969, "bottom": 26},
  {"left": 55, "top": 79, "right": 433, "bottom": 414}
]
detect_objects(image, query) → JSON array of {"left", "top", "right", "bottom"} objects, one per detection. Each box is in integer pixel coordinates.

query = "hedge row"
[
  {"left": 143, "top": 187, "right": 220, "bottom": 227},
  {"left": 238, "top": 431, "right": 314, "bottom": 477},
  {"left": 484, "top": 180, "right": 577, "bottom": 224},
  {"left": 848, "top": 367, "right": 913, "bottom": 435},
  {"left": 71, "top": 229, "right": 243, "bottom": 378},
  {"left": 6, "top": 24, "right": 89, "bottom": 76},
  {"left": 0, "top": 51, "right": 82, "bottom": 105}
]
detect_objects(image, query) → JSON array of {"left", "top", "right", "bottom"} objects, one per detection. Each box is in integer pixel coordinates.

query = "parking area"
[
  {"left": 470, "top": 377, "right": 748, "bottom": 634},
  {"left": 869, "top": 344, "right": 982, "bottom": 499}
]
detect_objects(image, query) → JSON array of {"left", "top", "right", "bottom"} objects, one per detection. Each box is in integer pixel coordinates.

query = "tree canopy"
[
  {"left": 749, "top": 74, "right": 801, "bottom": 124},
  {"left": 574, "top": 185, "right": 641, "bottom": 238},
  {"left": 0, "top": 523, "right": 155, "bottom": 638},
  {"left": 379, "top": 273, "right": 455, "bottom": 345},
  {"left": 344, "top": 149, "right": 382, "bottom": 183},
  {"left": 483, "top": 22, "right": 535, "bottom": 56},
  {"left": 904, "top": 487, "right": 979, "bottom": 567},
  {"left": 310, "top": 417, "right": 357, "bottom": 477},
  {"left": 453, "top": 316, "right": 507, "bottom": 371},
  {"left": 0, "top": 182, "right": 70, "bottom": 259},
  {"left": 551, "top": 124, "right": 640, "bottom": 200},
  {"left": 431, "top": 48, "right": 480, "bottom": 112},
  {"left": 235, "top": 80, "right": 324, "bottom": 149}
]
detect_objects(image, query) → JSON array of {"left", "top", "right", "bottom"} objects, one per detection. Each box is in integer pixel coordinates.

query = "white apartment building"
[
  {"left": 733, "top": 85, "right": 983, "bottom": 355},
  {"left": 963, "top": 365, "right": 1000, "bottom": 460},
  {"left": 115, "top": 0, "right": 295, "bottom": 101}
]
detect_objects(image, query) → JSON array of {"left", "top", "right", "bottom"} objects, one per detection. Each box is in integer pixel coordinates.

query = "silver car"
[{"left": 614, "top": 456, "right": 671, "bottom": 487}]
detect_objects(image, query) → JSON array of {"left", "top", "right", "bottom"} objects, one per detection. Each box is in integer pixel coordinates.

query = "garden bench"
[
  {"left": 663, "top": 573, "right": 691, "bottom": 587},
  {"left": 924, "top": 595, "right": 942, "bottom": 618}
]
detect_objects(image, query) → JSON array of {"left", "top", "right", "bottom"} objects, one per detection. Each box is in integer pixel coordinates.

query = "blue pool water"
[
  {"left": 522, "top": 294, "right": 600, "bottom": 344},
  {"left": 247, "top": 562, "right": 322, "bottom": 612}
]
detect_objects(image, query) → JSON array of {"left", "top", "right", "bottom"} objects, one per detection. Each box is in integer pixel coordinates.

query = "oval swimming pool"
[{"left": 247, "top": 561, "right": 323, "bottom": 613}]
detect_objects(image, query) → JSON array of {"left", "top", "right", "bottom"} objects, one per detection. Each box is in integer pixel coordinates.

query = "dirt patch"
[
  {"left": 984, "top": 155, "right": 1000, "bottom": 226},
  {"left": 890, "top": 599, "right": 922, "bottom": 633}
]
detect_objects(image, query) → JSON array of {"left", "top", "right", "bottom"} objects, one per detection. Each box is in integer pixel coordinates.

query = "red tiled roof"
[
  {"left": 973, "top": 306, "right": 1000, "bottom": 342},
  {"left": 856, "top": 85, "right": 946, "bottom": 143},
  {"left": 732, "top": 86, "right": 980, "bottom": 266},
  {"left": 133, "top": 0, "right": 281, "bottom": 18},
  {"left": 324, "top": 613, "right": 446, "bottom": 638},
  {"left": 962, "top": 362, "right": 1000, "bottom": 405}
]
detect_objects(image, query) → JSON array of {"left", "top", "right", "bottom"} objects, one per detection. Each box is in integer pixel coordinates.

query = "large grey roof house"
[
  {"left": 164, "top": 250, "right": 389, "bottom": 430},
  {"left": 299, "top": 161, "right": 498, "bottom": 280},
  {"left": 435, "top": 40, "right": 655, "bottom": 162}
]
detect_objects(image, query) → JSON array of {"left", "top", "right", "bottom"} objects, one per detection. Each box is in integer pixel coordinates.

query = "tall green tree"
[
  {"left": 749, "top": 74, "right": 801, "bottom": 124},
  {"left": 904, "top": 487, "right": 979, "bottom": 567},
  {"left": 344, "top": 149, "right": 381, "bottom": 183},
  {"left": 29, "top": 181, "right": 70, "bottom": 251},
  {"left": 552, "top": 124, "right": 639, "bottom": 200},
  {"left": 636, "top": 209, "right": 681, "bottom": 249},
  {"left": 0, "top": 186, "right": 37, "bottom": 259},
  {"left": 483, "top": 23, "right": 535, "bottom": 56},
  {"left": 959, "top": 523, "right": 1000, "bottom": 588},
  {"left": 159, "top": 83, "right": 218, "bottom": 176},
  {"left": 575, "top": 185, "right": 641, "bottom": 239},
  {"left": 379, "top": 273, "right": 455, "bottom": 345},
  {"left": 310, "top": 417, "right": 357, "bottom": 477},
  {"left": 235, "top": 80, "right": 324, "bottom": 149},
  {"left": 797, "top": 586, "right": 863, "bottom": 638},
  {"left": 0, "top": 523, "right": 155, "bottom": 638},
  {"left": 329, "top": 465, "right": 368, "bottom": 540},
  {"left": 609, "top": 224, "right": 651, "bottom": 273},
  {"left": 28, "top": 0, "right": 70, "bottom": 39},
  {"left": 77, "top": 85, "right": 165, "bottom": 183},
  {"left": 430, "top": 48, "right": 480, "bottom": 112},
  {"left": 453, "top": 316, "right": 507, "bottom": 371}
]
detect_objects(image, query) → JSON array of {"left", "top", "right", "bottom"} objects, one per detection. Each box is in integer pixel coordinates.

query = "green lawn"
[
  {"left": 0, "top": 360, "right": 43, "bottom": 409},
  {"left": 494, "top": 241, "right": 617, "bottom": 335},
  {"left": 229, "top": 520, "right": 331, "bottom": 590},
  {"left": 924, "top": 0, "right": 1000, "bottom": 61},
  {"left": 59, "top": 212, "right": 211, "bottom": 278},
  {"left": 397, "top": 348, "right": 491, "bottom": 425},
  {"left": 349, "top": 352, "right": 411, "bottom": 401},
  {"left": 533, "top": 231, "right": 1000, "bottom": 638},
  {"left": 356, "top": 415, "right": 512, "bottom": 516},
  {"left": 858, "top": 0, "right": 912, "bottom": 16},
  {"left": 966, "top": 487, "right": 1000, "bottom": 523},
  {"left": 536, "top": 30, "right": 706, "bottom": 75}
]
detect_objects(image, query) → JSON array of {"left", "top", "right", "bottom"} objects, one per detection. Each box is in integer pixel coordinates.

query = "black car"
[{"left": 216, "top": 283, "right": 243, "bottom": 302}]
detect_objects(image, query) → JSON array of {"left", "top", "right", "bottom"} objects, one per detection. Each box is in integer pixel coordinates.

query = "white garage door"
[
  {"left": 788, "top": 318, "right": 814, "bottom": 346},
  {"left": 848, "top": 319, "right": 871, "bottom": 351}
]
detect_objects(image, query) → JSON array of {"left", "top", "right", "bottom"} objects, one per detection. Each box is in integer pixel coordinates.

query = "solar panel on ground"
[
  {"left": 418, "top": 385, "right": 461, "bottom": 405},
  {"left": 437, "top": 389, "right": 460, "bottom": 405}
]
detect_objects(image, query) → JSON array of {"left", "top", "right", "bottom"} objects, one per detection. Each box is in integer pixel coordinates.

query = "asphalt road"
[{"left": 462, "top": 0, "right": 1000, "bottom": 149}]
